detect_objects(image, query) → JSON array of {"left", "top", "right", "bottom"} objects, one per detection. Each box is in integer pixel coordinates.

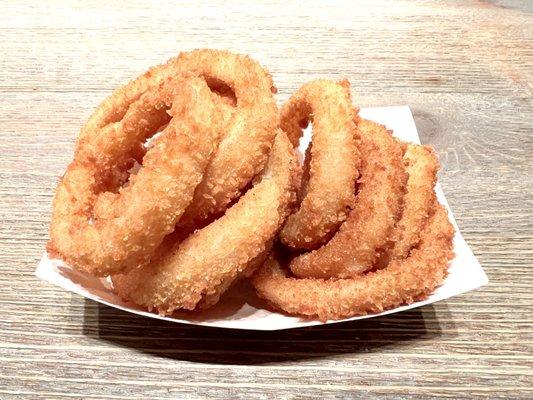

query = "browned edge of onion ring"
[
  {"left": 48, "top": 76, "right": 225, "bottom": 276},
  {"left": 252, "top": 203, "right": 454, "bottom": 321},
  {"left": 111, "top": 131, "right": 299, "bottom": 315},
  {"left": 379, "top": 143, "right": 440, "bottom": 266},
  {"left": 279, "top": 79, "right": 360, "bottom": 250},
  {"left": 289, "top": 119, "right": 407, "bottom": 279}
]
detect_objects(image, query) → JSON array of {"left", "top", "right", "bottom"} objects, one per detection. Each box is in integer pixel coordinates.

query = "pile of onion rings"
[
  {"left": 48, "top": 49, "right": 454, "bottom": 319},
  {"left": 252, "top": 80, "right": 454, "bottom": 321}
]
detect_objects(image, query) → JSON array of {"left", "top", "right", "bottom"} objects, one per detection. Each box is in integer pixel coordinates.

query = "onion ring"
[
  {"left": 252, "top": 203, "right": 454, "bottom": 321},
  {"left": 278, "top": 79, "right": 360, "bottom": 250},
  {"left": 46, "top": 49, "right": 455, "bottom": 320},
  {"left": 173, "top": 50, "right": 279, "bottom": 230},
  {"left": 80, "top": 49, "right": 278, "bottom": 231},
  {"left": 112, "top": 131, "right": 299, "bottom": 315},
  {"left": 48, "top": 76, "right": 225, "bottom": 276},
  {"left": 382, "top": 143, "right": 439, "bottom": 264},
  {"left": 48, "top": 50, "right": 279, "bottom": 277},
  {"left": 289, "top": 119, "right": 407, "bottom": 279}
]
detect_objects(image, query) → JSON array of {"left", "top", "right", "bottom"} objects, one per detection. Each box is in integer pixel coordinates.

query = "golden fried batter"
[
  {"left": 112, "top": 132, "right": 299, "bottom": 315},
  {"left": 252, "top": 204, "right": 454, "bottom": 321},
  {"left": 278, "top": 79, "right": 360, "bottom": 250},
  {"left": 385, "top": 144, "right": 439, "bottom": 262},
  {"left": 48, "top": 77, "right": 225, "bottom": 276},
  {"left": 289, "top": 119, "right": 407, "bottom": 278}
]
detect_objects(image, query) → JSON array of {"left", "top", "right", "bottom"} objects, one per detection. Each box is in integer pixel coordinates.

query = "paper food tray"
[{"left": 36, "top": 105, "right": 488, "bottom": 330}]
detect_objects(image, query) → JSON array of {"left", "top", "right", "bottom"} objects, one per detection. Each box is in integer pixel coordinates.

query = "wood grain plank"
[{"left": 1, "top": 0, "right": 532, "bottom": 399}]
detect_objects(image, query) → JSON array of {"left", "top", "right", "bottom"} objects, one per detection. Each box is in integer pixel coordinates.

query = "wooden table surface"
[{"left": 1, "top": 1, "right": 532, "bottom": 398}]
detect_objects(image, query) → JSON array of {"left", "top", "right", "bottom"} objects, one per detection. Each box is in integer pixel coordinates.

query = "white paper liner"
[{"left": 36, "top": 106, "right": 488, "bottom": 330}]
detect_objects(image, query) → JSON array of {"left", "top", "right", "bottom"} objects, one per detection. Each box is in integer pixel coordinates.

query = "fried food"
[
  {"left": 380, "top": 144, "right": 439, "bottom": 264},
  {"left": 48, "top": 76, "right": 225, "bottom": 276},
  {"left": 112, "top": 132, "right": 299, "bottom": 314},
  {"left": 173, "top": 50, "right": 279, "bottom": 230},
  {"left": 47, "top": 49, "right": 456, "bottom": 320},
  {"left": 289, "top": 119, "right": 407, "bottom": 279},
  {"left": 48, "top": 49, "right": 279, "bottom": 277},
  {"left": 79, "top": 49, "right": 278, "bottom": 231},
  {"left": 279, "top": 79, "right": 360, "bottom": 250},
  {"left": 252, "top": 204, "right": 454, "bottom": 321}
]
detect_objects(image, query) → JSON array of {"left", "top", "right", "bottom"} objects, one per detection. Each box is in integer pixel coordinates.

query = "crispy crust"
[
  {"left": 112, "top": 132, "right": 299, "bottom": 315},
  {"left": 252, "top": 204, "right": 454, "bottom": 321},
  {"left": 386, "top": 144, "right": 440, "bottom": 262},
  {"left": 92, "top": 49, "right": 279, "bottom": 232},
  {"left": 278, "top": 79, "right": 360, "bottom": 250},
  {"left": 47, "top": 50, "right": 454, "bottom": 319},
  {"left": 48, "top": 49, "right": 279, "bottom": 276},
  {"left": 48, "top": 77, "right": 224, "bottom": 276},
  {"left": 173, "top": 50, "right": 279, "bottom": 230},
  {"left": 289, "top": 119, "right": 407, "bottom": 278}
]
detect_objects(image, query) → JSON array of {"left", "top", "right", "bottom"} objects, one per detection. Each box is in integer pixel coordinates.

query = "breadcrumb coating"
[
  {"left": 384, "top": 144, "right": 440, "bottom": 263},
  {"left": 174, "top": 50, "right": 279, "bottom": 230},
  {"left": 112, "top": 132, "right": 299, "bottom": 315},
  {"left": 289, "top": 119, "right": 407, "bottom": 278},
  {"left": 279, "top": 79, "right": 360, "bottom": 250},
  {"left": 252, "top": 204, "right": 454, "bottom": 321},
  {"left": 48, "top": 49, "right": 279, "bottom": 278},
  {"left": 48, "top": 77, "right": 224, "bottom": 276}
]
